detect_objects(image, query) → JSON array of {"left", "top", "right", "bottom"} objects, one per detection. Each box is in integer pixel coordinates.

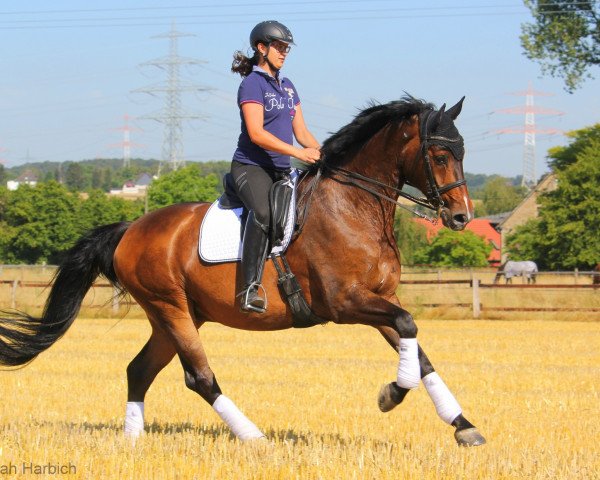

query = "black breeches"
[{"left": 230, "top": 161, "right": 287, "bottom": 228}]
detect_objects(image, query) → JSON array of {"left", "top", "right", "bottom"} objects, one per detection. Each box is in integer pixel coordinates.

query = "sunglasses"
[{"left": 270, "top": 42, "right": 291, "bottom": 54}]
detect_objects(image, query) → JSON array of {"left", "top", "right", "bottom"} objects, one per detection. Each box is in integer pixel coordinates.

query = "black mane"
[{"left": 320, "top": 95, "right": 434, "bottom": 165}]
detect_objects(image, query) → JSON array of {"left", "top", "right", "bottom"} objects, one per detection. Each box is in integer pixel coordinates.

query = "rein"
[
  {"left": 295, "top": 107, "right": 467, "bottom": 228},
  {"left": 322, "top": 164, "right": 440, "bottom": 222}
]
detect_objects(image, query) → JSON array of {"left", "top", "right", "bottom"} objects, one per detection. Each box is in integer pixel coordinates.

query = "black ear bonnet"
[{"left": 419, "top": 97, "right": 465, "bottom": 161}]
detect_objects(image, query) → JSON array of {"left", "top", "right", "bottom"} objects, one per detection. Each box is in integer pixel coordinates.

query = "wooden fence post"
[
  {"left": 472, "top": 279, "right": 481, "bottom": 319},
  {"left": 11, "top": 280, "right": 18, "bottom": 309}
]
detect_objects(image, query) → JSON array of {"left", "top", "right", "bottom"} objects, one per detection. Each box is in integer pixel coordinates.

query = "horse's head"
[{"left": 403, "top": 97, "right": 473, "bottom": 231}]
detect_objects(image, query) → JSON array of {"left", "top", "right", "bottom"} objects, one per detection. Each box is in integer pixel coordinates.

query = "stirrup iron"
[{"left": 240, "top": 282, "right": 267, "bottom": 313}]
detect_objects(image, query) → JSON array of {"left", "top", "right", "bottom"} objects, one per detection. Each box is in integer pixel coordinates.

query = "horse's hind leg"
[
  {"left": 376, "top": 326, "right": 486, "bottom": 447},
  {"left": 124, "top": 327, "right": 176, "bottom": 437},
  {"left": 151, "top": 302, "right": 265, "bottom": 441}
]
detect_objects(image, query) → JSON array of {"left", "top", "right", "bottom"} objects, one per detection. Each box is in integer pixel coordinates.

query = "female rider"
[{"left": 231, "top": 20, "right": 321, "bottom": 313}]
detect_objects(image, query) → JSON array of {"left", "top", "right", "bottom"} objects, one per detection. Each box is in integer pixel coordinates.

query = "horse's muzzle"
[{"left": 440, "top": 208, "right": 469, "bottom": 231}]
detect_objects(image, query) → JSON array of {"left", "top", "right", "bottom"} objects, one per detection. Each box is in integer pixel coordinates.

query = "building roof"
[
  {"left": 413, "top": 218, "right": 502, "bottom": 264},
  {"left": 135, "top": 173, "right": 153, "bottom": 186},
  {"left": 499, "top": 173, "right": 557, "bottom": 229},
  {"left": 478, "top": 212, "right": 510, "bottom": 228},
  {"left": 16, "top": 171, "right": 38, "bottom": 182}
]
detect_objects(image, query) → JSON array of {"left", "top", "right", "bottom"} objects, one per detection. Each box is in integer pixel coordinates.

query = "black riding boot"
[{"left": 240, "top": 211, "right": 270, "bottom": 313}]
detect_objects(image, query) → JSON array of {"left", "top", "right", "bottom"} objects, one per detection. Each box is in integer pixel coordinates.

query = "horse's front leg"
[
  {"left": 376, "top": 325, "right": 486, "bottom": 447},
  {"left": 337, "top": 289, "right": 422, "bottom": 390}
]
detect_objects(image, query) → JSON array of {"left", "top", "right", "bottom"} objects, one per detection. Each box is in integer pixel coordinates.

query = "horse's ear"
[
  {"left": 446, "top": 96, "right": 465, "bottom": 120},
  {"left": 429, "top": 103, "right": 446, "bottom": 131}
]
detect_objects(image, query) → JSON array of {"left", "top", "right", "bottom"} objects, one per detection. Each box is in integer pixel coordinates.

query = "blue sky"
[{"left": 1, "top": 1, "right": 598, "bottom": 180}]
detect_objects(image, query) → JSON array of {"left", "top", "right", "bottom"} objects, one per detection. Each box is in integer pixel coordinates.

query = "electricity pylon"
[
  {"left": 134, "top": 21, "right": 210, "bottom": 171},
  {"left": 495, "top": 82, "right": 563, "bottom": 188}
]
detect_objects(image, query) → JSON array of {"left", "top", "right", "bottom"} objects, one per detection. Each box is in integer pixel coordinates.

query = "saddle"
[
  {"left": 219, "top": 171, "right": 293, "bottom": 248},
  {"left": 199, "top": 169, "right": 326, "bottom": 329}
]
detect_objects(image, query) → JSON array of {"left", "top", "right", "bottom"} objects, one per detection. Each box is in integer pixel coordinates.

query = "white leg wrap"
[
  {"left": 423, "top": 372, "right": 462, "bottom": 425},
  {"left": 212, "top": 395, "right": 265, "bottom": 441},
  {"left": 396, "top": 338, "right": 420, "bottom": 389},
  {"left": 124, "top": 401, "right": 145, "bottom": 437}
]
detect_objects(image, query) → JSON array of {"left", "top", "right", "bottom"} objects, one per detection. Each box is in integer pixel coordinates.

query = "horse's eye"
[{"left": 434, "top": 154, "right": 448, "bottom": 165}]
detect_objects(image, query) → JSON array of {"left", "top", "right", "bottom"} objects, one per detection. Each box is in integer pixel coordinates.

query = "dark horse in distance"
[{"left": 0, "top": 96, "right": 485, "bottom": 446}]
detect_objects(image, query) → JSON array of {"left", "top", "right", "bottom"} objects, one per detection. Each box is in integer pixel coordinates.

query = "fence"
[
  {"left": 0, "top": 279, "right": 127, "bottom": 313},
  {"left": 399, "top": 278, "right": 600, "bottom": 318},
  {"left": 1, "top": 265, "right": 599, "bottom": 319}
]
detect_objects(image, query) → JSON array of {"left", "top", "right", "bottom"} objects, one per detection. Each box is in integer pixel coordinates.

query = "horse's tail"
[{"left": 0, "top": 222, "right": 130, "bottom": 367}]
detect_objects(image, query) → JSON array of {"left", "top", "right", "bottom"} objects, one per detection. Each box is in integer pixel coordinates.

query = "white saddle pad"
[{"left": 199, "top": 172, "right": 297, "bottom": 263}]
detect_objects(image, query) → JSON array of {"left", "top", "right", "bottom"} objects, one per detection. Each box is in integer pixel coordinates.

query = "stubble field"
[{"left": 0, "top": 315, "right": 598, "bottom": 479}]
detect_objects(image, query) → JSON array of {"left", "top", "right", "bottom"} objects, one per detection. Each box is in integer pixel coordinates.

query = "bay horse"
[{"left": 0, "top": 96, "right": 485, "bottom": 447}]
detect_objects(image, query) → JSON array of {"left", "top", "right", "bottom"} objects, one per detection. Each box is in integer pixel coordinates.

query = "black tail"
[{"left": 0, "top": 222, "right": 130, "bottom": 367}]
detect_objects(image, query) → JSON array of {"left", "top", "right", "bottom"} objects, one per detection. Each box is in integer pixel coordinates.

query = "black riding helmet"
[{"left": 250, "top": 20, "right": 295, "bottom": 50}]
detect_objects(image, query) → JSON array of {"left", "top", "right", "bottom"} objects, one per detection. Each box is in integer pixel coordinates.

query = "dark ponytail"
[{"left": 231, "top": 50, "right": 260, "bottom": 77}]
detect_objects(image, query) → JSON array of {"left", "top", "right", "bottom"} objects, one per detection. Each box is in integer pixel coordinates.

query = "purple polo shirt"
[{"left": 232, "top": 66, "right": 300, "bottom": 170}]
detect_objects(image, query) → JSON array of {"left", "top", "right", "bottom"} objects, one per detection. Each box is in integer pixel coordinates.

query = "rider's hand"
[{"left": 296, "top": 147, "right": 321, "bottom": 164}]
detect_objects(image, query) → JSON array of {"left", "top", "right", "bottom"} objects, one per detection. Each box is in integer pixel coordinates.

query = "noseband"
[{"left": 320, "top": 109, "right": 466, "bottom": 222}]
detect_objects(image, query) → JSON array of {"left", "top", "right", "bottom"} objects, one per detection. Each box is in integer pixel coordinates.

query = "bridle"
[
  {"left": 315, "top": 108, "right": 467, "bottom": 223},
  {"left": 413, "top": 108, "right": 466, "bottom": 211}
]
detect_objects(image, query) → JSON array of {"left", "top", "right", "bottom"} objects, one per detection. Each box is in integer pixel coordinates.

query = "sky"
[{"left": 1, "top": 1, "right": 598, "bottom": 181}]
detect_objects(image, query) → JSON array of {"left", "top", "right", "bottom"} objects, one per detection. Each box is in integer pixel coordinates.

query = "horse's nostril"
[{"left": 453, "top": 214, "right": 468, "bottom": 225}]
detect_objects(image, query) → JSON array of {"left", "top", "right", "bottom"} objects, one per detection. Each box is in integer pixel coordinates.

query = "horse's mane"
[{"left": 320, "top": 95, "right": 434, "bottom": 166}]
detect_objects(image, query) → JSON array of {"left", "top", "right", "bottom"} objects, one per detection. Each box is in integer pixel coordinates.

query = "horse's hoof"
[
  {"left": 377, "top": 382, "right": 408, "bottom": 412},
  {"left": 454, "top": 427, "right": 486, "bottom": 447}
]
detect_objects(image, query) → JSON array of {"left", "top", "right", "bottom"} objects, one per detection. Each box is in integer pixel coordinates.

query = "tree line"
[
  {"left": 1, "top": 158, "right": 230, "bottom": 193},
  {"left": 0, "top": 164, "right": 221, "bottom": 264},
  {"left": 506, "top": 124, "right": 600, "bottom": 270},
  {"left": 396, "top": 124, "right": 599, "bottom": 269},
  {"left": 2, "top": 124, "right": 597, "bottom": 268}
]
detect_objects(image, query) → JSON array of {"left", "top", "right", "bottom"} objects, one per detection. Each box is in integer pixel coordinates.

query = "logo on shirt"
[
  {"left": 264, "top": 88, "right": 296, "bottom": 112},
  {"left": 283, "top": 87, "right": 295, "bottom": 109},
  {"left": 265, "top": 92, "right": 284, "bottom": 112}
]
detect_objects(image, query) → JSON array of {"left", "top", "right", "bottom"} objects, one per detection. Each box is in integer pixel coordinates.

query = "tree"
[
  {"left": 64, "top": 162, "right": 87, "bottom": 191},
  {"left": 475, "top": 176, "right": 527, "bottom": 215},
  {"left": 546, "top": 123, "right": 600, "bottom": 170},
  {"left": 77, "top": 190, "right": 143, "bottom": 233},
  {"left": 413, "top": 229, "right": 492, "bottom": 267},
  {"left": 102, "top": 167, "right": 113, "bottom": 191},
  {"left": 521, "top": 1, "right": 599, "bottom": 92},
  {"left": 147, "top": 165, "right": 220, "bottom": 211},
  {"left": 91, "top": 167, "right": 104, "bottom": 189},
  {"left": 0, "top": 184, "right": 143, "bottom": 264},
  {"left": 0, "top": 181, "right": 80, "bottom": 264},
  {"left": 506, "top": 126, "right": 600, "bottom": 269},
  {"left": 393, "top": 209, "right": 429, "bottom": 265}
]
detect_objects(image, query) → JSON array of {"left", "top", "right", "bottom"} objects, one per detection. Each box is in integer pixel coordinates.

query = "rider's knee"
[{"left": 252, "top": 205, "right": 270, "bottom": 228}]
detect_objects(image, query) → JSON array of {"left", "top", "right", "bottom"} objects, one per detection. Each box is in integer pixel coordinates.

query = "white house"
[{"left": 7, "top": 172, "right": 38, "bottom": 191}]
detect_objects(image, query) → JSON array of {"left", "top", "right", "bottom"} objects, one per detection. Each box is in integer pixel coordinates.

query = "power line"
[
  {"left": 0, "top": 1, "right": 592, "bottom": 16},
  {"left": 0, "top": 1, "right": 592, "bottom": 30}
]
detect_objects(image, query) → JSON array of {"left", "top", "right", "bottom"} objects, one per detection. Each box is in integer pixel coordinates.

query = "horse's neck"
[
  {"left": 299, "top": 159, "right": 398, "bottom": 239},
  {"left": 345, "top": 135, "right": 402, "bottom": 189}
]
